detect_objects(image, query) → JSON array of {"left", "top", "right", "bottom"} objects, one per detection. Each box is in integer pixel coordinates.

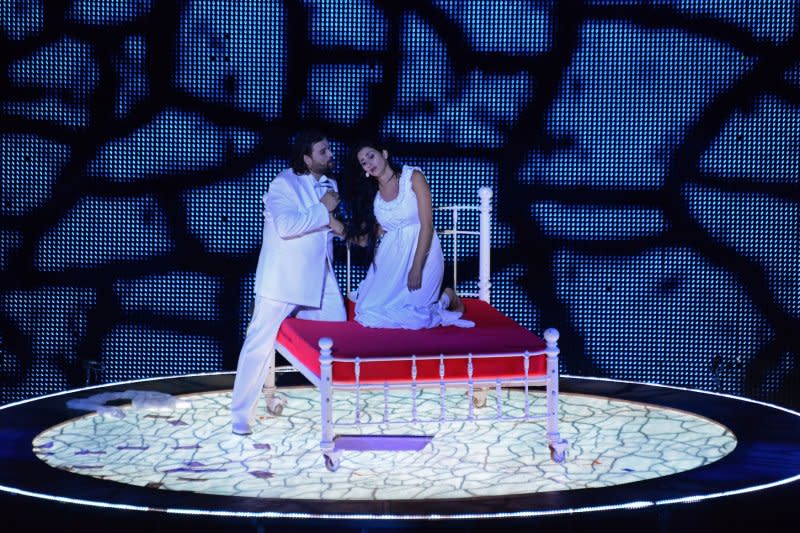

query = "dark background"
[{"left": 1, "top": 0, "right": 798, "bottom": 408}]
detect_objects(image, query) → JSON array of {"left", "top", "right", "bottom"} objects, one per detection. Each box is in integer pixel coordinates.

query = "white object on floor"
[{"left": 66, "top": 390, "right": 189, "bottom": 418}]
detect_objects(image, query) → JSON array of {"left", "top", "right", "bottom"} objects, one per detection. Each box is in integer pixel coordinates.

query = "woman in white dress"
[{"left": 346, "top": 140, "right": 472, "bottom": 329}]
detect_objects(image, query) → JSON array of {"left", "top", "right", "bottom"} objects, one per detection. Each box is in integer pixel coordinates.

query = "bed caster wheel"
[
  {"left": 266, "top": 395, "right": 287, "bottom": 416},
  {"left": 549, "top": 440, "right": 568, "bottom": 464},
  {"left": 549, "top": 447, "right": 565, "bottom": 463},
  {"left": 472, "top": 390, "right": 488, "bottom": 409},
  {"left": 324, "top": 452, "right": 341, "bottom": 472}
]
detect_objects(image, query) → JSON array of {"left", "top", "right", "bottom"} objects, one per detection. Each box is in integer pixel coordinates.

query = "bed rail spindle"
[
  {"left": 411, "top": 355, "right": 418, "bottom": 422},
  {"left": 452, "top": 208, "right": 459, "bottom": 291},
  {"left": 467, "top": 353, "right": 475, "bottom": 421},
  {"left": 346, "top": 242, "right": 351, "bottom": 300},
  {"left": 495, "top": 378, "right": 502, "bottom": 419},
  {"left": 523, "top": 352, "right": 530, "bottom": 419},
  {"left": 354, "top": 357, "right": 361, "bottom": 424},
  {"left": 383, "top": 381, "right": 389, "bottom": 423},
  {"left": 439, "top": 353, "right": 446, "bottom": 422},
  {"left": 478, "top": 187, "right": 493, "bottom": 303}
]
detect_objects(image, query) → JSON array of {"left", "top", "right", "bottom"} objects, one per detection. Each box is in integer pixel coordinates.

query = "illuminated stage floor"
[
  {"left": 32, "top": 387, "right": 737, "bottom": 500},
  {"left": 1, "top": 374, "right": 799, "bottom": 531}
]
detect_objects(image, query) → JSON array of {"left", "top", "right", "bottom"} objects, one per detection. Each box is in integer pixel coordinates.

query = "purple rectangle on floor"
[{"left": 334, "top": 435, "right": 433, "bottom": 452}]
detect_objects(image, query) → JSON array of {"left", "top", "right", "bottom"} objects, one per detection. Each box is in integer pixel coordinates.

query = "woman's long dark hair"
[{"left": 341, "top": 139, "right": 395, "bottom": 265}]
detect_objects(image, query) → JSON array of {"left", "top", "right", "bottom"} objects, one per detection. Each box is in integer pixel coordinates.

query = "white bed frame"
[{"left": 277, "top": 187, "right": 567, "bottom": 471}]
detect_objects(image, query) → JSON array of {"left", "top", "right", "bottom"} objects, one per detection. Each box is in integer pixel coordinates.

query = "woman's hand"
[{"left": 407, "top": 266, "right": 423, "bottom": 291}]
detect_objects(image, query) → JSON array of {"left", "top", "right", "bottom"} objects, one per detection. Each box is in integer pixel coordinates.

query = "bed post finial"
[
  {"left": 319, "top": 337, "right": 334, "bottom": 352},
  {"left": 543, "top": 327, "right": 567, "bottom": 462},
  {"left": 478, "top": 187, "right": 492, "bottom": 303}
]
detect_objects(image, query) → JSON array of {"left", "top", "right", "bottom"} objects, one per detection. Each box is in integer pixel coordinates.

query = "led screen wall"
[{"left": 1, "top": 1, "right": 798, "bottom": 407}]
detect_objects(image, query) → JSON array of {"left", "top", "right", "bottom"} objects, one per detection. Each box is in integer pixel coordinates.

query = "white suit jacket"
[{"left": 253, "top": 168, "right": 336, "bottom": 307}]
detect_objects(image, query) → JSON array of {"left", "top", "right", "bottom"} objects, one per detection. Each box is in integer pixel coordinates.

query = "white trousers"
[{"left": 230, "top": 266, "right": 345, "bottom": 428}]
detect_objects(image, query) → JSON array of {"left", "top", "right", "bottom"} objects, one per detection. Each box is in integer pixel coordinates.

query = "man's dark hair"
[{"left": 290, "top": 129, "right": 327, "bottom": 174}]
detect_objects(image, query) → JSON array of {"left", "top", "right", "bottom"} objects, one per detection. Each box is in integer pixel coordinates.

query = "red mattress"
[{"left": 276, "top": 299, "right": 548, "bottom": 384}]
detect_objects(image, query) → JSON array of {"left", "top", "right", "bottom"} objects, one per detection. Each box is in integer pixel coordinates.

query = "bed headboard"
[{"left": 345, "top": 187, "right": 493, "bottom": 304}]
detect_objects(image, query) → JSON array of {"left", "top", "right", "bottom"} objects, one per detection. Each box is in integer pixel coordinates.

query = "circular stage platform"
[{"left": 1, "top": 373, "right": 799, "bottom": 531}]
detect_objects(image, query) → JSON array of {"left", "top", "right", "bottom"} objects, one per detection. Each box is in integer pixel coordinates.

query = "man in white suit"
[{"left": 231, "top": 129, "right": 346, "bottom": 435}]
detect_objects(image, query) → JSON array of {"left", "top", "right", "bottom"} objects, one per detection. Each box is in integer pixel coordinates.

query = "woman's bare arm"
[{"left": 408, "top": 170, "right": 434, "bottom": 291}]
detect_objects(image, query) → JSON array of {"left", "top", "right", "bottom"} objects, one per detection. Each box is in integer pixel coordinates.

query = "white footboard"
[{"left": 317, "top": 333, "right": 566, "bottom": 471}]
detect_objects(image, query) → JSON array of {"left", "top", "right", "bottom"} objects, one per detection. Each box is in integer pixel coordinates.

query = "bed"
[{"left": 274, "top": 188, "right": 568, "bottom": 471}]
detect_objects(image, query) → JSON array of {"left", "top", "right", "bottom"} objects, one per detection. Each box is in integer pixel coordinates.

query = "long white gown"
[{"left": 354, "top": 165, "right": 473, "bottom": 329}]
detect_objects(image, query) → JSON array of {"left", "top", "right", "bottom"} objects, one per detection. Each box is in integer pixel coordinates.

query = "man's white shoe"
[{"left": 232, "top": 422, "right": 252, "bottom": 436}]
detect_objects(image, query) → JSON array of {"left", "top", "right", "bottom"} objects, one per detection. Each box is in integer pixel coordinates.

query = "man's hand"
[
  {"left": 320, "top": 190, "right": 340, "bottom": 212},
  {"left": 329, "top": 214, "right": 345, "bottom": 237},
  {"left": 407, "top": 266, "right": 423, "bottom": 291}
]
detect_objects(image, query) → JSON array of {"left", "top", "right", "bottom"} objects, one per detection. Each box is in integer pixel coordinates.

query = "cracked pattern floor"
[{"left": 32, "top": 387, "right": 736, "bottom": 500}]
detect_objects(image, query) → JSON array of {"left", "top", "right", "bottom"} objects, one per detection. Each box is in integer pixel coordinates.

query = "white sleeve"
[{"left": 266, "top": 177, "right": 330, "bottom": 238}]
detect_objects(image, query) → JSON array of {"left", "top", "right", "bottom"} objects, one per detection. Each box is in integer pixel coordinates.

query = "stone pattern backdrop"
[{"left": 1, "top": 1, "right": 798, "bottom": 406}]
